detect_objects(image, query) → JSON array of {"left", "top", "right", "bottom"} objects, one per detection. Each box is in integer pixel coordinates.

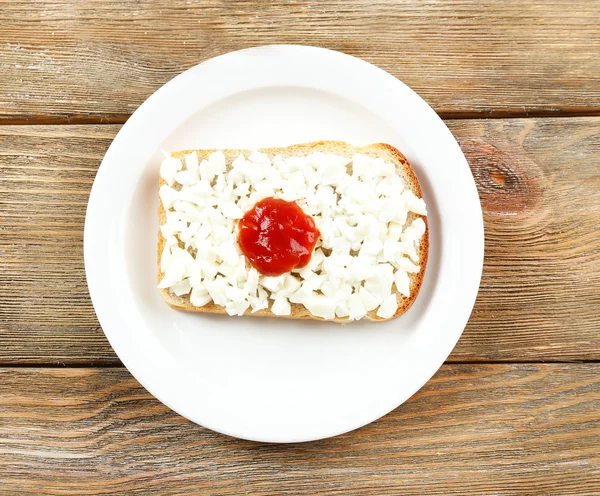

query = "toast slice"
[{"left": 158, "top": 141, "right": 428, "bottom": 322}]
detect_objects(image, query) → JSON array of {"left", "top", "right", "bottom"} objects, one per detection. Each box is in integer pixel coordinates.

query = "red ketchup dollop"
[{"left": 238, "top": 197, "right": 320, "bottom": 277}]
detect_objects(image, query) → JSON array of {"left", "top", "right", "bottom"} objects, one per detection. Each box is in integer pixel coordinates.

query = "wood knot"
[{"left": 458, "top": 138, "right": 543, "bottom": 216}]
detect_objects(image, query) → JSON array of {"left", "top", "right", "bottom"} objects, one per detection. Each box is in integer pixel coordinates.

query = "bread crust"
[{"left": 158, "top": 141, "right": 428, "bottom": 322}]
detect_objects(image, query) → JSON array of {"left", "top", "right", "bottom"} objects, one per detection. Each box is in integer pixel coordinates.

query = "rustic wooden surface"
[
  {"left": 0, "top": 0, "right": 599, "bottom": 123},
  {"left": 1, "top": 118, "right": 599, "bottom": 364},
  {"left": 0, "top": 365, "right": 599, "bottom": 495},
  {"left": 0, "top": 0, "right": 599, "bottom": 493}
]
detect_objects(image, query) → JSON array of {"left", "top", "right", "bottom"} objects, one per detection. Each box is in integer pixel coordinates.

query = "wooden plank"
[
  {"left": 0, "top": 364, "right": 598, "bottom": 494},
  {"left": 0, "top": 0, "right": 599, "bottom": 122},
  {"left": 449, "top": 118, "right": 600, "bottom": 361},
  {"left": 0, "top": 118, "right": 599, "bottom": 364},
  {"left": 0, "top": 126, "right": 117, "bottom": 364}
]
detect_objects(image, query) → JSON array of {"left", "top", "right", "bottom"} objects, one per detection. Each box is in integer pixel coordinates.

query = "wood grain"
[
  {"left": 0, "top": 118, "right": 599, "bottom": 364},
  {"left": 0, "top": 0, "right": 599, "bottom": 122},
  {"left": 0, "top": 364, "right": 598, "bottom": 495}
]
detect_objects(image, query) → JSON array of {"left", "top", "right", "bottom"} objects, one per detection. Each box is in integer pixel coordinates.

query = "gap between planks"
[
  {"left": 1, "top": 108, "right": 600, "bottom": 126},
  {"left": 1, "top": 360, "right": 599, "bottom": 369}
]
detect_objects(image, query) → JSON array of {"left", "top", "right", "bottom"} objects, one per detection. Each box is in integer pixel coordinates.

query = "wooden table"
[{"left": 1, "top": 1, "right": 599, "bottom": 494}]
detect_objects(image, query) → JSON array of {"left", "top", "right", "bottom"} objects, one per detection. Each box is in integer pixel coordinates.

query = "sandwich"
[{"left": 157, "top": 141, "right": 428, "bottom": 322}]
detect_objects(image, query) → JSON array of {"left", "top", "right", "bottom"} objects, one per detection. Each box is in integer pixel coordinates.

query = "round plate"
[{"left": 84, "top": 45, "right": 483, "bottom": 443}]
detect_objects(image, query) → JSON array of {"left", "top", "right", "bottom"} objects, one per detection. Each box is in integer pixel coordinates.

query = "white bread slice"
[{"left": 158, "top": 141, "right": 428, "bottom": 322}]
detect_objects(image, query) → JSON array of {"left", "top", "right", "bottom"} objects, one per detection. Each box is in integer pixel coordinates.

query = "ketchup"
[{"left": 238, "top": 197, "right": 320, "bottom": 276}]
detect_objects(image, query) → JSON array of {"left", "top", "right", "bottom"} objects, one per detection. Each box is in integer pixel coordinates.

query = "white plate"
[{"left": 84, "top": 45, "right": 484, "bottom": 443}]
